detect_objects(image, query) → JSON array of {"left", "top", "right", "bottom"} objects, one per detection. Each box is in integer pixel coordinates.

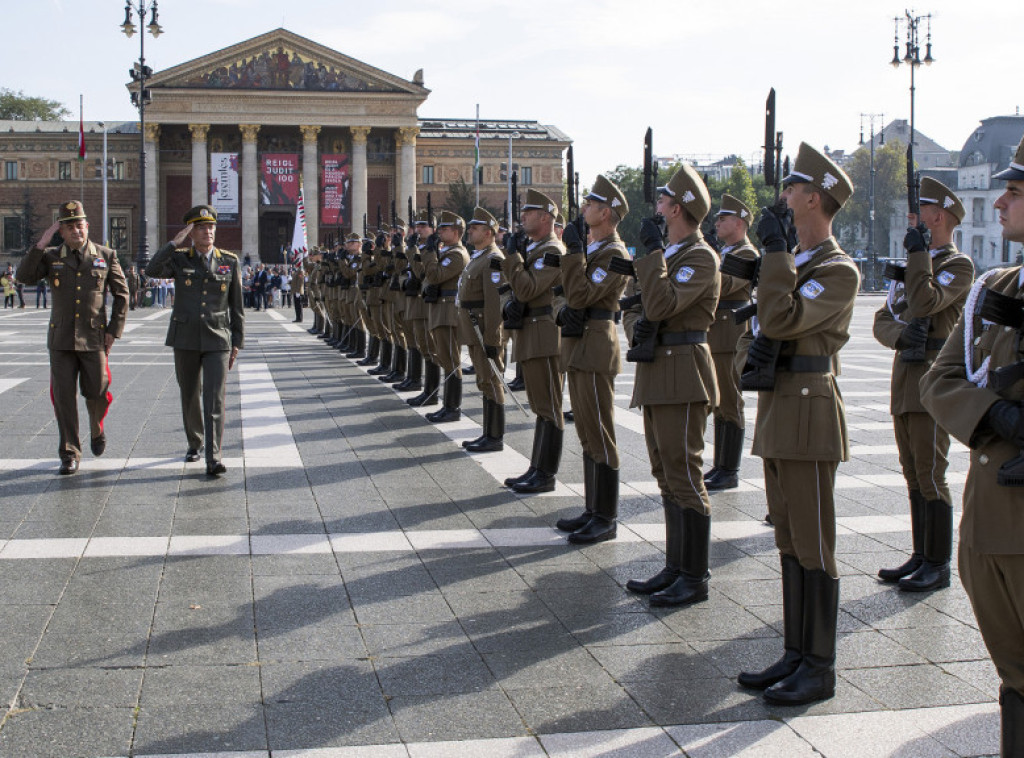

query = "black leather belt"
[
  {"left": 926, "top": 337, "right": 946, "bottom": 351},
  {"left": 523, "top": 306, "right": 552, "bottom": 317},
  {"left": 439, "top": 289, "right": 458, "bottom": 297},
  {"left": 657, "top": 331, "right": 707, "bottom": 346},
  {"left": 460, "top": 299, "right": 484, "bottom": 309},
  {"left": 777, "top": 355, "right": 831, "bottom": 373},
  {"left": 585, "top": 308, "right": 619, "bottom": 321},
  {"left": 717, "top": 299, "right": 749, "bottom": 311}
]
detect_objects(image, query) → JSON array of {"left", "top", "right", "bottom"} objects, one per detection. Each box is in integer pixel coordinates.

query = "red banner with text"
[{"left": 260, "top": 153, "right": 299, "bottom": 206}]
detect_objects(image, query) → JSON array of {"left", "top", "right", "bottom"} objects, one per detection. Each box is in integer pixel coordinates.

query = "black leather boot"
[
  {"left": 463, "top": 397, "right": 491, "bottom": 450},
  {"left": 408, "top": 362, "right": 440, "bottom": 407},
  {"left": 1001, "top": 688, "right": 1024, "bottom": 758},
  {"left": 309, "top": 313, "right": 320, "bottom": 334},
  {"left": 382, "top": 345, "right": 406, "bottom": 383},
  {"left": 705, "top": 421, "right": 743, "bottom": 491},
  {"left": 507, "top": 362, "right": 525, "bottom": 391},
  {"left": 326, "top": 322, "right": 340, "bottom": 346},
  {"left": 556, "top": 454, "right": 595, "bottom": 532},
  {"left": 879, "top": 490, "right": 925, "bottom": 582},
  {"left": 426, "top": 373, "right": 461, "bottom": 422},
  {"left": 703, "top": 417, "right": 724, "bottom": 482},
  {"left": 568, "top": 462, "right": 618, "bottom": 544},
  {"left": 764, "top": 568, "right": 838, "bottom": 705},
  {"left": 317, "top": 319, "right": 330, "bottom": 338},
  {"left": 464, "top": 398, "right": 505, "bottom": 452},
  {"left": 738, "top": 553, "right": 804, "bottom": 688},
  {"left": 627, "top": 497, "right": 683, "bottom": 593},
  {"left": 898, "top": 498, "right": 952, "bottom": 592},
  {"left": 395, "top": 348, "right": 422, "bottom": 391},
  {"left": 356, "top": 334, "right": 377, "bottom": 363},
  {"left": 650, "top": 507, "right": 710, "bottom": 606},
  {"left": 368, "top": 340, "right": 392, "bottom": 375},
  {"left": 512, "top": 419, "right": 563, "bottom": 493},
  {"left": 504, "top": 417, "right": 542, "bottom": 486}
]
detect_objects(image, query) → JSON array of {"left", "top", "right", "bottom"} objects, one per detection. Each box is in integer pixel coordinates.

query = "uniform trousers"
[
  {"left": 174, "top": 348, "right": 229, "bottom": 466},
  {"left": 522, "top": 356, "right": 564, "bottom": 428},
  {"left": 712, "top": 350, "right": 744, "bottom": 427},
  {"left": 569, "top": 369, "right": 618, "bottom": 468},
  {"left": 467, "top": 343, "right": 505, "bottom": 403},
  {"left": 643, "top": 402, "right": 710, "bottom": 514},
  {"left": 959, "top": 543, "right": 1024, "bottom": 695},
  {"left": 412, "top": 318, "right": 436, "bottom": 362},
  {"left": 431, "top": 325, "right": 461, "bottom": 375},
  {"left": 390, "top": 302, "right": 407, "bottom": 348},
  {"left": 893, "top": 411, "right": 952, "bottom": 503},
  {"left": 764, "top": 458, "right": 840, "bottom": 577},
  {"left": 368, "top": 302, "right": 386, "bottom": 340},
  {"left": 49, "top": 349, "right": 111, "bottom": 462}
]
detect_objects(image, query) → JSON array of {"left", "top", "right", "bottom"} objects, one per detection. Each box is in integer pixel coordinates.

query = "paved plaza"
[{"left": 0, "top": 294, "right": 1002, "bottom": 757}]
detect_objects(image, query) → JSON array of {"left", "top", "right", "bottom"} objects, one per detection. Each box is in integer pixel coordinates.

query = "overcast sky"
[{"left": 4, "top": 0, "right": 1021, "bottom": 187}]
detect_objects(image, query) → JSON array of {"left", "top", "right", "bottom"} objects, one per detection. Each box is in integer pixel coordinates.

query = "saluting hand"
[
  {"left": 33, "top": 221, "right": 60, "bottom": 250},
  {"left": 171, "top": 224, "right": 194, "bottom": 247}
]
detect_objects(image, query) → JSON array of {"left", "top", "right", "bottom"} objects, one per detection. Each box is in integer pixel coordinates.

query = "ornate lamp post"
[
  {"left": 860, "top": 113, "right": 885, "bottom": 290},
  {"left": 121, "top": 0, "right": 163, "bottom": 269}
]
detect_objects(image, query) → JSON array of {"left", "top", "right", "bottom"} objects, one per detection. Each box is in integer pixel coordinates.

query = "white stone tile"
[
  {"left": 482, "top": 527, "right": 569, "bottom": 547},
  {"left": 250, "top": 534, "right": 332, "bottom": 555},
  {"left": 712, "top": 521, "right": 774, "bottom": 541},
  {"left": 665, "top": 721, "right": 817, "bottom": 758},
  {"left": 276, "top": 747, "right": 407, "bottom": 757},
  {"left": 406, "top": 529, "right": 490, "bottom": 550},
  {"left": 900, "top": 703, "right": 999, "bottom": 757},
  {"left": 786, "top": 709, "right": 957, "bottom": 758},
  {"left": 329, "top": 531, "right": 413, "bottom": 553},
  {"left": 168, "top": 535, "right": 249, "bottom": 556},
  {"left": 84, "top": 537, "right": 168, "bottom": 557},
  {"left": 1, "top": 538, "right": 88, "bottom": 559},
  {"left": 0, "top": 378, "right": 27, "bottom": 395},
  {"left": 541, "top": 727, "right": 680, "bottom": 757},
  {"left": 407, "top": 736, "right": 544, "bottom": 757},
  {"left": 624, "top": 522, "right": 664, "bottom": 543}
]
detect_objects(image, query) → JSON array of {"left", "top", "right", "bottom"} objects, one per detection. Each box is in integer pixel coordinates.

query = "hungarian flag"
[
  {"left": 78, "top": 95, "right": 86, "bottom": 161},
  {"left": 289, "top": 180, "right": 308, "bottom": 264}
]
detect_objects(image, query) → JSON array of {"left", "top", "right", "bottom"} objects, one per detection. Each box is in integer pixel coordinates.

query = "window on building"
[
  {"left": 58, "top": 162, "right": 72, "bottom": 181},
  {"left": 972, "top": 198, "right": 985, "bottom": 225},
  {"left": 422, "top": 165, "right": 435, "bottom": 185},
  {"left": 972, "top": 235, "right": 985, "bottom": 259},
  {"left": 113, "top": 162, "right": 125, "bottom": 181},
  {"left": 110, "top": 216, "right": 129, "bottom": 251},
  {"left": 4, "top": 162, "right": 17, "bottom": 181},
  {"left": 521, "top": 167, "right": 533, "bottom": 185},
  {"left": 3, "top": 217, "right": 23, "bottom": 251}
]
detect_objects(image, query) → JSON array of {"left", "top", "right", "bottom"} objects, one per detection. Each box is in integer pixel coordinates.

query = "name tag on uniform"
[
  {"left": 490, "top": 272, "right": 501, "bottom": 284},
  {"left": 591, "top": 267, "right": 607, "bottom": 283},
  {"left": 51, "top": 262, "right": 64, "bottom": 269},
  {"left": 800, "top": 279, "right": 825, "bottom": 299},
  {"left": 92, "top": 258, "right": 107, "bottom": 269},
  {"left": 441, "top": 257, "right": 451, "bottom": 267},
  {"left": 217, "top": 265, "right": 231, "bottom": 276},
  {"left": 533, "top": 258, "right": 545, "bottom": 270},
  {"left": 675, "top": 266, "right": 694, "bottom": 283},
  {"left": 937, "top": 271, "right": 955, "bottom": 286},
  {"left": 183, "top": 268, "right": 196, "bottom": 275}
]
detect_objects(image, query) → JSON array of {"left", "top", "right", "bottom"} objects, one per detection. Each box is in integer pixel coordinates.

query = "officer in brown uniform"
[
  {"left": 874, "top": 177, "right": 974, "bottom": 592},
  {"left": 394, "top": 219, "right": 425, "bottom": 392},
  {"left": 422, "top": 211, "right": 470, "bottom": 422},
  {"left": 502, "top": 189, "right": 566, "bottom": 493},
  {"left": 407, "top": 212, "right": 441, "bottom": 407},
  {"left": 921, "top": 139, "right": 1024, "bottom": 755},
  {"left": 17, "top": 201, "right": 129, "bottom": 474},
  {"left": 379, "top": 219, "right": 408, "bottom": 384},
  {"left": 614, "top": 167, "right": 720, "bottom": 602},
  {"left": 458, "top": 207, "right": 507, "bottom": 451},
  {"left": 147, "top": 205, "right": 245, "bottom": 476},
  {"left": 364, "top": 230, "right": 390, "bottom": 375},
  {"left": 544, "top": 177, "right": 630, "bottom": 543},
  {"left": 705, "top": 194, "right": 760, "bottom": 491},
  {"left": 736, "top": 144, "right": 859, "bottom": 706},
  {"left": 125, "top": 263, "right": 140, "bottom": 311},
  {"left": 291, "top": 258, "right": 306, "bottom": 323}
]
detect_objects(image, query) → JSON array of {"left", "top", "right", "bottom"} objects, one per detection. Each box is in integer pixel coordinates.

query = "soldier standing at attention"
[
  {"left": 617, "top": 167, "right": 720, "bottom": 602},
  {"left": 147, "top": 205, "right": 244, "bottom": 476},
  {"left": 291, "top": 257, "right": 306, "bottom": 323},
  {"left": 874, "top": 177, "right": 973, "bottom": 592},
  {"left": 704, "top": 194, "right": 760, "bottom": 491},
  {"left": 407, "top": 212, "right": 441, "bottom": 407},
  {"left": 921, "top": 139, "right": 1024, "bottom": 755},
  {"left": 502, "top": 189, "right": 566, "bottom": 493},
  {"left": 17, "top": 201, "right": 129, "bottom": 475},
  {"left": 736, "top": 144, "right": 858, "bottom": 706}
]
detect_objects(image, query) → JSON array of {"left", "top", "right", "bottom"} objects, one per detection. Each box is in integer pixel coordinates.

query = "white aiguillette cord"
[{"left": 964, "top": 269, "right": 999, "bottom": 387}]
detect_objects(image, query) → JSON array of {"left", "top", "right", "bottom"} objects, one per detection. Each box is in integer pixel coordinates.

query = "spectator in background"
[
  {"left": 280, "top": 266, "right": 291, "bottom": 308},
  {"left": 36, "top": 280, "right": 48, "bottom": 309},
  {"left": 2, "top": 267, "right": 15, "bottom": 308}
]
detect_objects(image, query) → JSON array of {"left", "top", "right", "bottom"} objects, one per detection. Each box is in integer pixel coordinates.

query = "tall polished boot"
[
  {"left": 309, "top": 312, "right": 321, "bottom": 334},
  {"left": 705, "top": 421, "right": 743, "bottom": 491},
  {"left": 382, "top": 345, "right": 406, "bottom": 383},
  {"left": 426, "top": 373, "right": 461, "bottom": 422},
  {"left": 703, "top": 417, "right": 724, "bottom": 482},
  {"left": 879, "top": 490, "right": 925, "bottom": 582},
  {"left": 395, "top": 348, "right": 422, "bottom": 391},
  {"left": 356, "top": 334, "right": 377, "bottom": 363},
  {"left": 326, "top": 322, "right": 341, "bottom": 346},
  {"left": 507, "top": 362, "right": 525, "bottom": 391},
  {"left": 738, "top": 554, "right": 804, "bottom": 688},
  {"left": 898, "top": 498, "right": 952, "bottom": 592},
  {"left": 556, "top": 454, "right": 595, "bottom": 532},
  {"left": 504, "top": 417, "right": 543, "bottom": 486},
  {"left": 1001, "top": 688, "right": 1024, "bottom": 758},
  {"left": 627, "top": 497, "right": 683, "bottom": 593},
  {"left": 464, "top": 398, "right": 505, "bottom": 452},
  {"left": 568, "top": 462, "right": 618, "bottom": 544},
  {"left": 408, "top": 361, "right": 439, "bottom": 407},
  {"left": 650, "top": 507, "right": 710, "bottom": 606},
  {"left": 764, "top": 568, "right": 838, "bottom": 705},
  {"left": 512, "top": 419, "right": 563, "bottom": 493},
  {"left": 369, "top": 340, "right": 392, "bottom": 375}
]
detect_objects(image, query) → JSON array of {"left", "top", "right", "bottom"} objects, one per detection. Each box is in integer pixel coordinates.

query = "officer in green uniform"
[
  {"left": 17, "top": 201, "right": 129, "bottom": 474},
  {"left": 147, "top": 205, "right": 245, "bottom": 476}
]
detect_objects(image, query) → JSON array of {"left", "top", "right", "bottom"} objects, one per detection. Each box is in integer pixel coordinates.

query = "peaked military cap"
[
  {"left": 716, "top": 193, "right": 753, "bottom": 224},
  {"left": 994, "top": 138, "right": 1024, "bottom": 182},
  {"left": 58, "top": 200, "right": 87, "bottom": 223},
  {"left": 414, "top": 209, "right": 436, "bottom": 227},
  {"left": 184, "top": 204, "right": 217, "bottom": 225},
  {"left": 344, "top": 232, "right": 362, "bottom": 243},
  {"left": 521, "top": 189, "right": 558, "bottom": 217},
  {"left": 585, "top": 175, "right": 629, "bottom": 220},
  {"left": 437, "top": 210, "right": 465, "bottom": 228},
  {"left": 468, "top": 207, "right": 499, "bottom": 232},
  {"left": 919, "top": 177, "right": 965, "bottom": 223},
  {"left": 783, "top": 142, "right": 854, "bottom": 208},
  {"left": 391, "top": 217, "right": 407, "bottom": 229},
  {"left": 658, "top": 164, "right": 711, "bottom": 223},
  {"left": 554, "top": 213, "right": 565, "bottom": 227}
]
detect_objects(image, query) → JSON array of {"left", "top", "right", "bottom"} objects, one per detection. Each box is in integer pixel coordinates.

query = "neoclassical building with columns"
[{"left": 0, "top": 29, "right": 570, "bottom": 263}]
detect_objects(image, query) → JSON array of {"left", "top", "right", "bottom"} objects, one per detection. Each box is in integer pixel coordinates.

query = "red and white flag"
[{"left": 289, "top": 180, "right": 308, "bottom": 263}]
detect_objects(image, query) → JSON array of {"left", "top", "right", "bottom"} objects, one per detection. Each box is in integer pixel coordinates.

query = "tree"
[
  {"left": 443, "top": 177, "right": 501, "bottom": 224},
  {"left": 0, "top": 88, "right": 70, "bottom": 121},
  {"left": 834, "top": 139, "right": 907, "bottom": 257}
]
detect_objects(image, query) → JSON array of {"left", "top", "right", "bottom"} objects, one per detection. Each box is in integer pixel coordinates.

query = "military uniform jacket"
[
  {"left": 630, "top": 232, "right": 720, "bottom": 407},
  {"left": 502, "top": 234, "right": 564, "bottom": 361},
  {"left": 125, "top": 265, "right": 140, "bottom": 294},
  {"left": 424, "top": 243, "right": 470, "bottom": 330},
  {"left": 457, "top": 243, "right": 505, "bottom": 347},
  {"left": 292, "top": 264, "right": 306, "bottom": 296},
  {"left": 921, "top": 266, "right": 1024, "bottom": 554},
  {"left": 751, "top": 238, "right": 860, "bottom": 461},
  {"left": 873, "top": 244, "right": 974, "bottom": 415},
  {"left": 405, "top": 247, "right": 428, "bottom": 321},
  {"left": 147, "top": 243, "right": 244, "bottom": 352},
  {"left": 18, "top": 240, "right": 129, "bottom": 352},
  {"left": 364, "top": 249, "right": 385, "bottom": 307},
  {"left": 710, "top": 239, "right": 759, "bottom": 354},
  {"left": 562, "top": 233, "right": 629, "bottom": 375}
]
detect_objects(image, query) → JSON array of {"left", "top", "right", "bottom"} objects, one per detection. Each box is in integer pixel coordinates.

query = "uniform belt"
[
  {"left": 584, "top": 308, "right": 620, "bottom": 322},
  {"left": 460, "top": 299, "right": 484, "bottom": 309},
  {"left": 657, "top": 331, "right": 707, "bottom": 346},
  {"left": 716, "top": 299, "right": 749, "bottom": 311},
  {"left": 926, "top": 337, "right": 946, "bottom": 351},
  {"left": 777, "top": 355, "right": 831, "bottom": 373},
  {"left": 523, "top": 305, "right": 552, "bottom": 317},
  {"left": 439, "top": 289, "right": 458, "bottom": 297}
]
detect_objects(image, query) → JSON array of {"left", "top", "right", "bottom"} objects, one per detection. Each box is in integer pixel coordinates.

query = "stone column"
[
  {"left": 143, "top": 123, "right": 161, "bottom": 257},
  {"left": 397, "top": 127, "right": 419, "bottom": 213},
  {"left": 189, "top": 124, "right": 210, "bottom": 206},
  {"left": 240, "top": 124, "right": 260, "bottom": 262},
  {"left": 300, "top": 125, "right": 321, "bottom": 247},
  {"left": 350, "top": 126, "right": 371, "bottom": 233}
]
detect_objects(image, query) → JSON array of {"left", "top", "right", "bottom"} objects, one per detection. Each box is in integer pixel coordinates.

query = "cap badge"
[
  {"left": 200, "top": 209, "right": 212, "bottom": 218},
  {"left": 66, "top": 202, "right": 77, "bottom": 210},
  {"left": 611, "top": 198, "right": 622, "bottom": 208},
  {"left": 943, "top": 197, "right": 955, "bottom": 209},
  {"left": 682, "top": 190, "right": 696, "bottom": 204},
  {"left": 822, "top": 173, "right": 839, "bottom": 190},
  {"left": 740, "top": 210, "right": 748, "bottom": 218}
]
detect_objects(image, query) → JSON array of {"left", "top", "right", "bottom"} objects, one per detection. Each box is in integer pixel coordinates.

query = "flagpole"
[
  {"left": 79, "top": 94, "right": 85, "bottom": 199},
  {"left": 474, "top": 104, "right": 480, "bottom": 207}
]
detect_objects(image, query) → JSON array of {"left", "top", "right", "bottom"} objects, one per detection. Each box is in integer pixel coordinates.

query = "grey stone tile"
[
  {"left": 251, "top": 553, "right": 341, "bottom": 576},
  {"left": 388, "top": 690, "right": 527, "bottom": 742},
  {"left": 507, "top": 682, "right": 653, "bottom": 734},
  {"left": 265, "top": 700, "right": 399, "bottom": 749},
  {"left": 257, "top": 623, "right": 368, "bottom": 662},
  {"left": 841, "top": 664, "right": 993, "bottom": 709},
  {"left": 17, "top": 666, "right": 143, "bottom": 708},
  {"left": 881, "top": 625, "right": 989, "bottom": 664},
  {"left": 589, "top": 643, "right": 725, "bottom": 683},
  {"left": 350, "top": 591, "right": 456, "bottom": 625},
  {"left": 30, "top": 633, "right": 147, "bottom": 669},
  {"left": 482, "top": 647, "right": 614, "bottom": 689},
  {"left": 0, "top": 605, "right": 53, "bottom": 637},
  {"left": 140, "top": 663, "right": 263, "bottom": 706},
  {"left": 940, "top": 660, "right": 1001, "bottom": 701},
  {"left": 133, "top": 703, "right": 267, "bottom": 754},
  {"left": 624, "top": 675, "right": 768, "bottom": 725},
  {"left": 361, "top": 622, "right": 470, "bottom": 657},
  {"left": 0, "top": 706, "right": 135, "bottom": 758},
  {"left": 376, "top": 651, "right": 497, "bottom": 696}
]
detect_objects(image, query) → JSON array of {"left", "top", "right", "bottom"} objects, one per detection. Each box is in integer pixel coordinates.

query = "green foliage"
[
  {"left": 834, "top": 139, "right": 907, "bottom": 255},
  {"left": 443, "top": 177, "right": 501, "bottom": 224},
  {"left": 0, "top": 89, "right": 70, "bottom": 121}
]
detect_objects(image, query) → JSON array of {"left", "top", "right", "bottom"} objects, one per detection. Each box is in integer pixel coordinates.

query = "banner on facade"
[
  {"left": 260, "top": 153, "right": 299, "bottom": 205},
  {"left": 209, "top": 153, "right": 239, "bottom": 222},
  {"left": 321, "top": 153, "right": 351, "bottom": 227}
]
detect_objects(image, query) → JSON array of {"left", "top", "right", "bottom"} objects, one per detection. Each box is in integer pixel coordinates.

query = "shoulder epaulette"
[{"left": 217, "top": 249, "right": 238, "bottom": 260}]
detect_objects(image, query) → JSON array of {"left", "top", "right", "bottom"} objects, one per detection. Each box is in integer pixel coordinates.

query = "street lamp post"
[
  {"left": 121, "top": 0, "right": 163, "bottom": 270},
  {"left": 860, "top": 113, "right": 885, "bottom": 290}
]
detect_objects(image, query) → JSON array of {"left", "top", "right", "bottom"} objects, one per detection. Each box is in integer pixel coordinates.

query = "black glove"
[
  {"left": 746, "top": 334, "right": 777, "bottom": 367},
  {"left": 543, "top": 252, "right": 561, "bottom": 268},
  {"left": 639, "top": 216, "right": 666, "bottom": 255},
  {"left": 376, "top": 232, "right": 387, "bottom": 248},
  {"left": 557, "top": 306, "right": 584, "bottom": 330},
  {"left": 895, "top": 318, "right": 929, "bottom": 350},
  {"left": 756, "top": 203, "right": 793, "bottom": 253},
  {"left": 503, "top": 297, "right": 525, "bottom": 322},
  {"left": 903, "top": 224, "right": 929, "bottom": 254},
  {"left": 561, "top": 220, "right": 584, "bottom": 254},
  {"left": 987, "top": 400, "right": 1024, "bottom": 447},
  {"left": 395, "top": 251, "right": 407, "bottom": 261},
  {"left": 392, "top": 232, "right": 404, "bottom": 248},
  {"left": 632, "top": 317, "right": 656, "bottom": 343},
  {"left": 485, "top": 345, "right": 499, "bottom": 360},
  {"left": 489, "top": 258, "right": 502, "bottom": 272},
  {"left": 406, "top": 232, "right": 419, "bottom": 248},
  {"left": 503, "top": 231, "right": 518, "bottom": 255},
  {"left": 619, "top": 292, "right": 642, "bottom": 310},
  {"left": 424, "top": 233, "right": 440, "bottom": 253},
  {"left": 361, "top": 240, "right": 374, "bottom": 255},
  {"left": 608, "top": 256, "right": 635, "bottom": 277}
]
